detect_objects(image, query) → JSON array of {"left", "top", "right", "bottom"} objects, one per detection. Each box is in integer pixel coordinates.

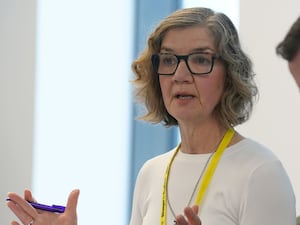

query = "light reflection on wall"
[{"left": 33, "top": 1, "right": 133, "bottom": 225}]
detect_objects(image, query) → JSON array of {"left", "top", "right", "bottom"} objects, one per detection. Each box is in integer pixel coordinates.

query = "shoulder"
[
  {"left": 221, "top": 138, "right": 290, "bottom": 181},
  {"left": 223, "top": 138, "right": 293, "bottom": 188},
  {"left": 139, "top": 148, "right": 176, "bottom": 172},
  {"left": 225, "top": 138, "right": 279, "bottom": 163},
  {"left": 135, "top": 147, "right": 177, "bottom": 183},
  {"left": 220, "top": 138, "right": 295, "bottom": 201}
]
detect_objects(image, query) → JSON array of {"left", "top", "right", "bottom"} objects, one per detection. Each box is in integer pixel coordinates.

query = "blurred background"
[{"left": 1, "top": 0, "right": 300, "bottom": 224}]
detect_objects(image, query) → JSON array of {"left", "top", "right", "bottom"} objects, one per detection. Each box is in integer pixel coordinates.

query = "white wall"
[
  {"left": 0, "top": 0, "right": 35, "bottom": 223},
  {"left": 238, "top": 0, "right": 300, "bottom": 215},
  {"left": 1, "top": 1, "right": 133, "bottom": 224},
  {"left": 32, "top": 1, "right": 132, "bottom": 225}
]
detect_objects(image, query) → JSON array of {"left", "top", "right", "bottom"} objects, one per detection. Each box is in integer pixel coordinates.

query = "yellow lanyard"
[{"left": 160, "top": 128, "right": 235, "bottom": 225}]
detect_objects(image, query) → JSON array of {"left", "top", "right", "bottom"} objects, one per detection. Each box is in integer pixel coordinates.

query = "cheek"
[
  {"left": 196, "top": 76, "right": 225, "bottom": 106},
  {"left": 199, "top": 74, "right": 224, "bottom": 94},
  {"left": 210, "top": 64, "right": 226, "bottom": 92}
]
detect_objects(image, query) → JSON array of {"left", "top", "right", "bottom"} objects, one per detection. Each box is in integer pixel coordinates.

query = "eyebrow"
[{"left": 160, "top": 47, "right": 216, "bottom": 53}]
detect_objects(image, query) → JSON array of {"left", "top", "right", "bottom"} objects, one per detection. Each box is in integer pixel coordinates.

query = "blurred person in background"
[{"left": 276, "top": 16, "right": 300, "bottom": 88}]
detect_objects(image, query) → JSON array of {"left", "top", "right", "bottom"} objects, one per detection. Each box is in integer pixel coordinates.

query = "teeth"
[{"left": 177, "top": 95, "right": 193, "bottom": 99}]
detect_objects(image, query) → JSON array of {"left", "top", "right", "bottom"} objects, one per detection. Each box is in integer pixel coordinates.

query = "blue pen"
[{"left": 6, "top": 198, "right": 65, "bottom": 213}]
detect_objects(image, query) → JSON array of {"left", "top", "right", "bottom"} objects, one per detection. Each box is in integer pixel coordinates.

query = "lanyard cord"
[{"left": 160, "top": 128, "right": 235, "bottom": 225}]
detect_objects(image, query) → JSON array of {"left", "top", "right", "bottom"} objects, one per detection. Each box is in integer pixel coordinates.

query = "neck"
[{"left": 178, "top": 123, "right": 228, "bottom": 154}]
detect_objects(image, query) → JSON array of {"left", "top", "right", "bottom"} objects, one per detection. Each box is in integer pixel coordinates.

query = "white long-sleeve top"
[{"left": 129, "top": 138, "right": 296, "bottom": 225}]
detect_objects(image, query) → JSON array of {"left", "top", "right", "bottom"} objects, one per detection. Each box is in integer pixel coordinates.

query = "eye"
[
  {"left": 190, "top": 54, "right": 212, "bottom": 65},
  {"left": 160, "top": 55, "right": 177, "bottom": 66}
]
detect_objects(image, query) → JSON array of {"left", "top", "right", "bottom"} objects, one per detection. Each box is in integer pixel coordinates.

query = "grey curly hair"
[{"left": 132, "top": 7, "right": 258, "bottom": 128}]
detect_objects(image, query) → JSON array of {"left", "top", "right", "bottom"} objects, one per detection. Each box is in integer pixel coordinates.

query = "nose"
[{"left": 172, "top": 59, "right": 193, "bottom": 83}]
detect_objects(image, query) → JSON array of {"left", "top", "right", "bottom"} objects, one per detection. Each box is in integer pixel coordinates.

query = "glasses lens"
[
  {"left": 157, "top": 54, "right": 178, "bottom": 75},
  {"left": 188, "top": 53, "right": 213, "bottom": 74}
]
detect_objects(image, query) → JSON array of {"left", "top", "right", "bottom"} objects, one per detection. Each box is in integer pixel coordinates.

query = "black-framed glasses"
[{"left": 151, "top": 52, "right": 219, "bottom": 75}]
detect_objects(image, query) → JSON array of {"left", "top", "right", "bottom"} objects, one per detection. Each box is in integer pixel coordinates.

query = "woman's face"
[{"left": 158, "top": 26, "right": 226, "bottom": 125}]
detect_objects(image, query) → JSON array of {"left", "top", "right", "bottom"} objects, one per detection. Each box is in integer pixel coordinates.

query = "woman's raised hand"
[
  {"left": 175, "top": 205, "right": 202, "bottom": 225},
  {"left": 7, "top": 189, "right": 80, "bottom": 225}
]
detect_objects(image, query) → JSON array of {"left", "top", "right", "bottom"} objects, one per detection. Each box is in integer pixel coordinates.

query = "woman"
[
  {"left": 129, "top": 7, "right": 295, "bottom": 225},
  {"left": 7, "top": 7, "right": 296, "bottom": 225}
]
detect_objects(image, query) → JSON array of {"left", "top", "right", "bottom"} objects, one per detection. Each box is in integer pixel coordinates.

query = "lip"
[{"left": 173, "top": 91, "right": 195, "bottom": 99}]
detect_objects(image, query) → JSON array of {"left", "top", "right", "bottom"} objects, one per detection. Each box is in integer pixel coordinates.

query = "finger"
[
  {"left": 11, "top": 221, "right": 20, "bottom": 225},
  {"left": 7, "top": 192, "right": 38, "bottom": 218},
  {"left": 7, "top": 201, "right": 34, "bottom": 225},
  {"left": 176, "top": 214, "right": 189, "bottom": 225},
  {"left": 24, "top": 189, "right": 36, "bottom": 202},
  {"left": 191, "top": 205, "right": 199, "bottom": 215},
  {"left": 184, "top": 206, "right": 201, "bottom": 225},
  {"left": 65, "top": 189, "right": 80, "bottom": 216}
]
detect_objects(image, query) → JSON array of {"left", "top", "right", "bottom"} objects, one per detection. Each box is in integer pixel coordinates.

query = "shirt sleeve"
[{"left": 240, "top": 160, "right": 296, "bottom": 225}]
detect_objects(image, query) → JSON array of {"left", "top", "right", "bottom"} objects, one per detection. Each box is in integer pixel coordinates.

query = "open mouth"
[{"left": 176, "top": 94, "right": 194, "bottom": 99}]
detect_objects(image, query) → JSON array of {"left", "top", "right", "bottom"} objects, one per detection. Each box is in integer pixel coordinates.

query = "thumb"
[{"left": 65, "top": 189, "right": 80, "bottom": 216}]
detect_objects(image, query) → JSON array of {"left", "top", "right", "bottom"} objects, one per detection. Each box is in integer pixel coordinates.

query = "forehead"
[{"left": 160, "top": 26, "right": 216, "bottom": 53}]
